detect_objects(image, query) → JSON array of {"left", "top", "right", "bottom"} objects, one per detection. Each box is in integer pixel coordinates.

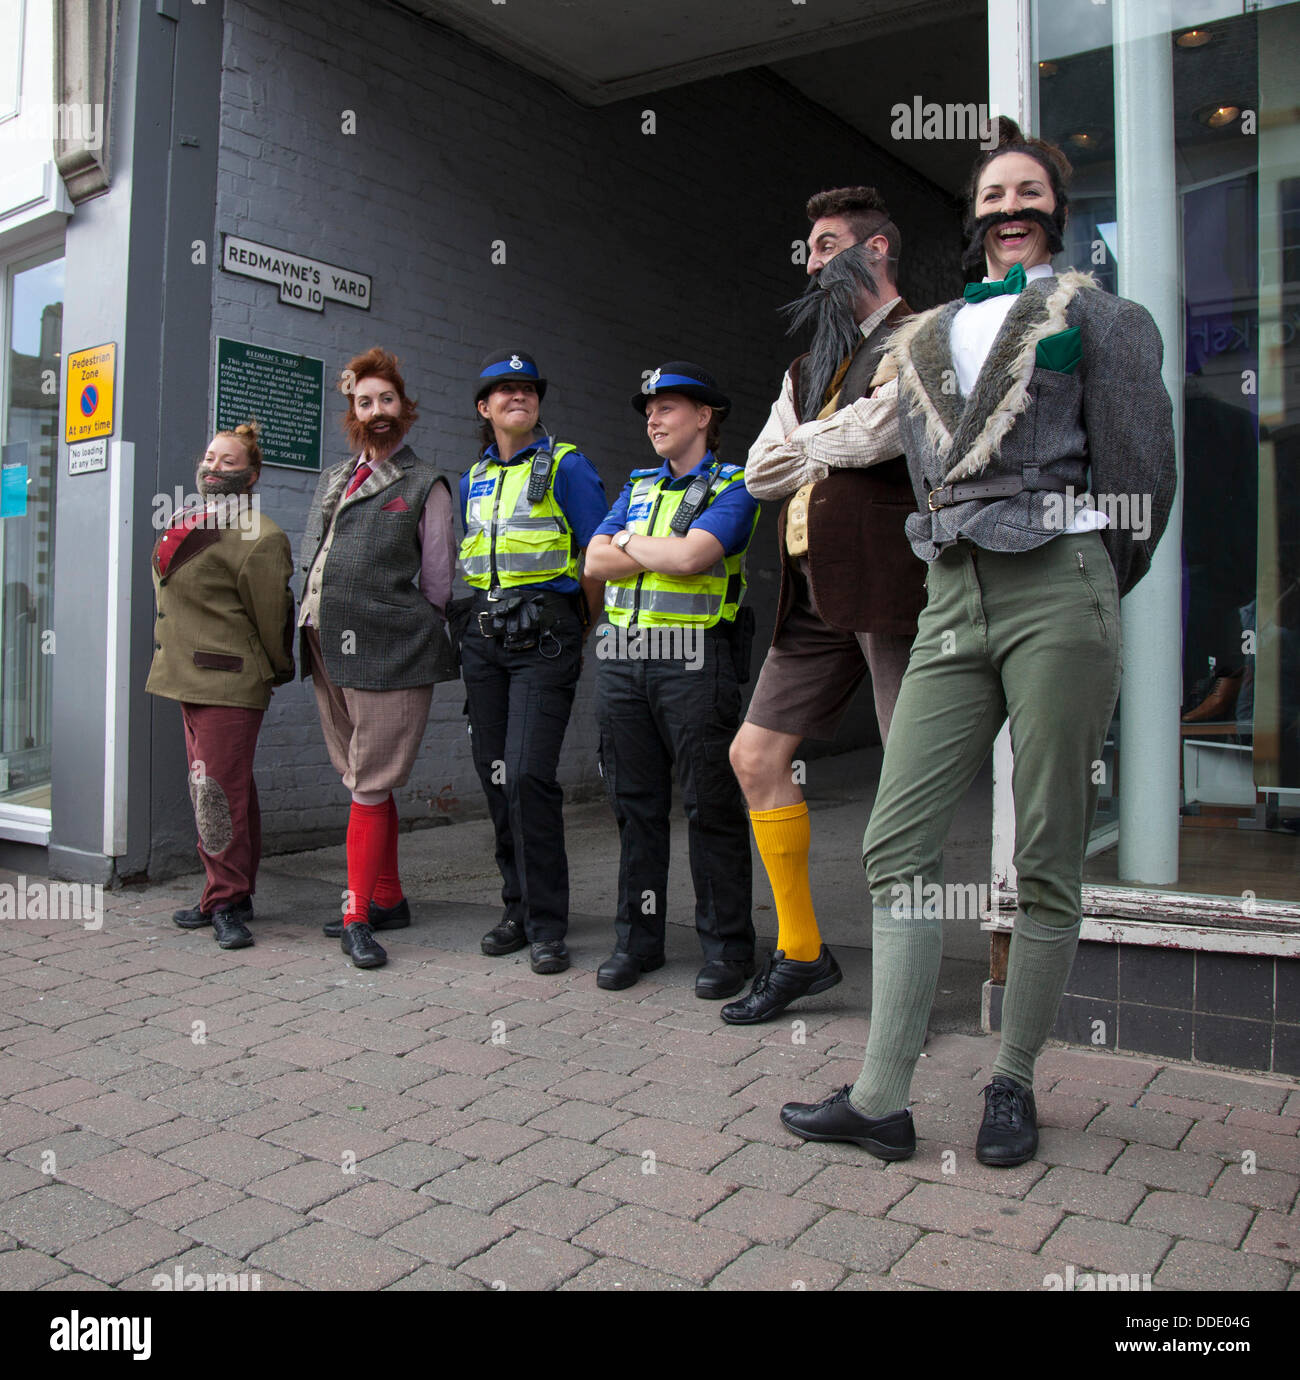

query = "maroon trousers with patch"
[{"left": 181, "top": 704, "right": 265, "bottom": 913}]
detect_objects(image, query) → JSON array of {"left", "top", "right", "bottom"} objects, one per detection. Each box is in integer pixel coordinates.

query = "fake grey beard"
[
  {"left": 780, "top": 241, "right": 880, "bottom": 421},
  {"left": 197, "top": 466, "right": 256, "bottom": 496}
]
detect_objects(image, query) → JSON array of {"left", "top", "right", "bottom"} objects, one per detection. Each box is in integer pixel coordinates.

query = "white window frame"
[{"left": 0, "top": 234, "right": 64, "bottom": 846}]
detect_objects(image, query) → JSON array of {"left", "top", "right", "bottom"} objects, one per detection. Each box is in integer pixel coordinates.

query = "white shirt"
[
  {"left": 950, "top": 262, "right": 1106, "bottom": 533},
  {"left": 951, "top": 262, "right": 1054, "bottom": 397},
  {"left": 744, "top": 297, "right": 903, "bottom": 500}
]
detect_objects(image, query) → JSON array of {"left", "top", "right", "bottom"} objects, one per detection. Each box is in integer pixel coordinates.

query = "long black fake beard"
[
  {"left": 961, "top": 206, "right": 1064, "bottom": 270},
  {"left": 780, "top": 241, "right": 880, "bottom": 421}
]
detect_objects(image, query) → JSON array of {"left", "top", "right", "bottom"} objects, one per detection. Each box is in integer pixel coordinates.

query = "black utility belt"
[
  {"left": 473, "top": 588, "right": 578, "bottom": 652},
  {"left": 926, "top": 473, "right": 1070, "bottom": 512}
]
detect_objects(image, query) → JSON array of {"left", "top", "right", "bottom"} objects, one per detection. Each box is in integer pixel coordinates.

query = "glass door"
[
  {"left": 1024, "top": 0, "right": 1300, "bottom": 912},
  {"left": 0, "top": 246, "right": 63, "bottom": 820}
]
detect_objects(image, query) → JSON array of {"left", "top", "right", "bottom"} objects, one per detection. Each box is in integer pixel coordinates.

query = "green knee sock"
[
  {"left": 993, "top": 909, "right": 1082, "bottom": 1089},
  {"left": 850, "top": 906, "right": 943, "bottom": 1117}
]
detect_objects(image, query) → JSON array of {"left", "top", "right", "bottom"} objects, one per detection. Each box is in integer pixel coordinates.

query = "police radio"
[
  {"left": 669, "top": 474, "right": 712, "bottom": 534},
  {"left": 526, "top": 445, "right": 555, "bottom": 505}
]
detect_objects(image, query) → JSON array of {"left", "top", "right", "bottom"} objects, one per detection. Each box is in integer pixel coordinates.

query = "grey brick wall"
[{"left": 211, "top": 0, "right": 961, "bottom": 854}]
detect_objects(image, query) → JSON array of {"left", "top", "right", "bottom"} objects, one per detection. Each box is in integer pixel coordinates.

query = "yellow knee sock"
[{"left": 750, "top": 803, "right": 822, "bottom": 962}]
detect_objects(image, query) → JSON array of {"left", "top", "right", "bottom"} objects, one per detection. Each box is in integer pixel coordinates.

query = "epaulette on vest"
[
  {"left": 718, "top": 464, "right": 742, "bottom": 478},
  {"left": 630, "top": 467, "right": 661, "bottom": 479}
]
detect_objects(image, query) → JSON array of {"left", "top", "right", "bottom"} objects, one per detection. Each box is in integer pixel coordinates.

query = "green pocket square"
[{"left": 1036, "top": 326, "right": 1082, "bottom": 374}]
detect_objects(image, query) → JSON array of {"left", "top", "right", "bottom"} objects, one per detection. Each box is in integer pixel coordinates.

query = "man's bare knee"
[{"left": 730, "top": 723, "right": 801, "bottom": 808}]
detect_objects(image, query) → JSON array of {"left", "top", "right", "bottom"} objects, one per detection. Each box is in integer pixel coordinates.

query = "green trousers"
[{"left": 851, "top": 531, "right": 1122, "bottom": 1116}]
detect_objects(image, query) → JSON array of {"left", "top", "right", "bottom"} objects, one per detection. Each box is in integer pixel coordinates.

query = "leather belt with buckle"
[{"left": 927, "top": 474, "right": 1070, "bottom": 511}]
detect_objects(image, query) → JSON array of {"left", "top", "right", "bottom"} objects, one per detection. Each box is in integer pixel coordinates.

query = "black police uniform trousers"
[
  {"left": 461, "top": 590, "right": 583, "bottom": 944},
  {"left": 595, "top": 628, "right": 755, "bottom": 963}
]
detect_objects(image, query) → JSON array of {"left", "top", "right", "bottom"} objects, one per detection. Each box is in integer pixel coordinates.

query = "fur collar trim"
[{"left": 885, "top": 270, "right": 1099, "bottom": 483}]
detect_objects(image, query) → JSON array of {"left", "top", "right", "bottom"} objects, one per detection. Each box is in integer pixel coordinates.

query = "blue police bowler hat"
[
  {"left": 633, "top": 360, "right": 730, "bottom": 417},
  {"left": 475, "top": 349, "right": 547, "bottom": 404}
]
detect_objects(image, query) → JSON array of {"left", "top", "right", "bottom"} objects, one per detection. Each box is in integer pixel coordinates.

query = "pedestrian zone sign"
[{"left": 65, "top": 343, "right": 117, "bottom": 444}]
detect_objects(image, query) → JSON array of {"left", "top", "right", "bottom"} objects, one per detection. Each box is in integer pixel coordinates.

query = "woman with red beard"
[{"left": 298, "top": 348, "right": 460, "bottom": 968}]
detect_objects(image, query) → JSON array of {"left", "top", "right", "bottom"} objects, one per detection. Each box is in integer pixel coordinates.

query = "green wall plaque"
[{"left": 214, "top": 338, "right": 325, "bottom": 471}]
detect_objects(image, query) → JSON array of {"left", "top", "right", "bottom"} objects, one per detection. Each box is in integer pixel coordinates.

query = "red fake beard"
[{"left": 343, "top": 409, "right": 410, "bottom": 455}]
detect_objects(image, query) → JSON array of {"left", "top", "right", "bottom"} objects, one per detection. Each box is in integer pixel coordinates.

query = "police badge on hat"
[
  {"left": 475, "top": 349, "right": 547, "bottom": 403},
  {"left": 632, "top": 361, "right": 731, "bottom": 416}
]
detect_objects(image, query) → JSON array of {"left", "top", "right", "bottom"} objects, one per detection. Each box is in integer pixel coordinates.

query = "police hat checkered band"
[{"left": 480, "top": 356, "right": 540, "bottom": 383}]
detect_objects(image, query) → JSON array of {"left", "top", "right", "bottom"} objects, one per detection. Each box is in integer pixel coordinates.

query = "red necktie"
[
  {"left": 345, "top": 461, "right": 373, "bottom": 497},
  {"left": 156, "top": 509, "right": 205, "bottom": 576}
]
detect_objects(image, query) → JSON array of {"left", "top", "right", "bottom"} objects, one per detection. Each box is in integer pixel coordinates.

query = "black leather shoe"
[
  {"left": 780, "top": 1085, "right": 916, "bottom": 1162},
  {"left": 597, "top": 950, "right": 665, "bottom": 991},
  {"left": 174, "top": 896, "right": 252, "bottom": 930},
  {"left": 530, "top": 940, "right": 569, "bottom": 975},
  {"left": 211, "top": 907, "right": 254, "bottom": 950},
  {"left": 341, "top": 921, "right": 388, "bottom": 969},
  {"left": 976, "top": 1074, "right": 1038, "bottom": 1167},
  {"left": 481, "top": 916, "right": 527, "bottom": 956},
  {"left": 695, "top": 958, "right": 755, "bottom": 1000},
  {"left": 720, "top": 946, "right": 843, "bottom": 1024},
  {"left": 323, "top": 897, "right": 412, "bottom": 939}
]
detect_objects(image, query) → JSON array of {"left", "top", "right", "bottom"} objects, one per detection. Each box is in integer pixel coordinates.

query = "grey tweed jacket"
[{"left": 883, "top": 270, "right": 1177, "bottom": 597}]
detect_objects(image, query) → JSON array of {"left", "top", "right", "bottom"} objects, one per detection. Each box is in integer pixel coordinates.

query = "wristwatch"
[{"left": 614, "top": 530, "right": 633, "bottom": 551}]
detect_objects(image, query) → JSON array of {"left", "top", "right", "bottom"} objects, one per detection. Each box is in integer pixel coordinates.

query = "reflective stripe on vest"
[
  {"left": 605, "top": 467, "right": 753, "bottom": 629},
  {"left": 459, "top": 442, "right": 578, "bottom": 589}
]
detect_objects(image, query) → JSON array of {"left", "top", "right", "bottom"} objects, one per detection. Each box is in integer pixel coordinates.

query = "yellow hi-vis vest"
[
  {"left": 605, "top": 463, "right": 754, "bottom": 629},
  {"left": 459, "top": 441, "right": 579, "bottom": 590}
]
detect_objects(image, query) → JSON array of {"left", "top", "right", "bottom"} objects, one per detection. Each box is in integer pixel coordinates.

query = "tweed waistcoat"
[
  {"left": 300, "top": 445, "right": 460, "bottom": 690},
  {"left": 774, "top": 299, "right": 924, "bottom": 637},
  {"left": 885, "top": 271, "right": 1176, "bottom": 597}
]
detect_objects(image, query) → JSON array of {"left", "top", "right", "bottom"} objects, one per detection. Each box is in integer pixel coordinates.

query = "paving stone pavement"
[{"left": 0, "top": 873, "right": 1297, "bottom": 1293}]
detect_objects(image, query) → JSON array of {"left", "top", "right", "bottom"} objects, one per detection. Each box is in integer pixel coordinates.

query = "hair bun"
[{"left": 234, "top": 418, "right": 261, "bottom": 440}]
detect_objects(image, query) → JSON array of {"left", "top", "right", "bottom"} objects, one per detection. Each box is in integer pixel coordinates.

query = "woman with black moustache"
[{"left": 779, "top": 119, "right": 1177, "bottom": 1167}]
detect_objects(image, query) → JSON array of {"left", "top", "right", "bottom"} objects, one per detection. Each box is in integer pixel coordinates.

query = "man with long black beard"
[
  {"left": 299, "top": 347, "right": 459, "bottom": 968},
  {"left": 723, "top": 187, "right": 924, "bottom": 1025}
]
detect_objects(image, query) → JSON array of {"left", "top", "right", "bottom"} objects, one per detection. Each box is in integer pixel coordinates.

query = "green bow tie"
[{"left": 963, "top": 262, "right": 1027, "bottom": 303}]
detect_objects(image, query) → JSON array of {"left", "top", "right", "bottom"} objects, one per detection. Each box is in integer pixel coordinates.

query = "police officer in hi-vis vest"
[
  {"left": 459, "top": 350, "right": 607, "bottom": 976},
  {"left": 585, "top": 363, "right": 760, "bottom": 999}
]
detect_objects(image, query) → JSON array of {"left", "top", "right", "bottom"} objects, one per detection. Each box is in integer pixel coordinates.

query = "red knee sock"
[
  {"left": 344, "top": 799, "right": 389, "bottom": 926},
  {"left": 371, "top": 794, "right": 404, "bottom": 909}
]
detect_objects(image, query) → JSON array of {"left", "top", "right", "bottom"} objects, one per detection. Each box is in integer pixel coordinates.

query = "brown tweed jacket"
[{"left": 146, "top": 509, "right": 295, "bottom": 709}]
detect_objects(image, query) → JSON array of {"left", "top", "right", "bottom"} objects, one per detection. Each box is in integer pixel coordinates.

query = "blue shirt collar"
[
  {"left": 650, "top": 449, "right": 718, "bottom": 486},
  {"left": 482, "top": 434, "right": 550, "bottom": 465}
]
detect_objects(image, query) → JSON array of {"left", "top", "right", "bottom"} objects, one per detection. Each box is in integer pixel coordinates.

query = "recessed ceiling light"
[
  {"left": 1038, "top": 60, "right": 1058, "bottom": 77},
  {"left": 1176, "top": 28, "right": 1213, "bottom": 48},
  {"left": 1198, "top": 103, "right": 1241, "bottom": 128},
  {"left": 1067, "top": 131, "right": 1096, "bottom": 148}
]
